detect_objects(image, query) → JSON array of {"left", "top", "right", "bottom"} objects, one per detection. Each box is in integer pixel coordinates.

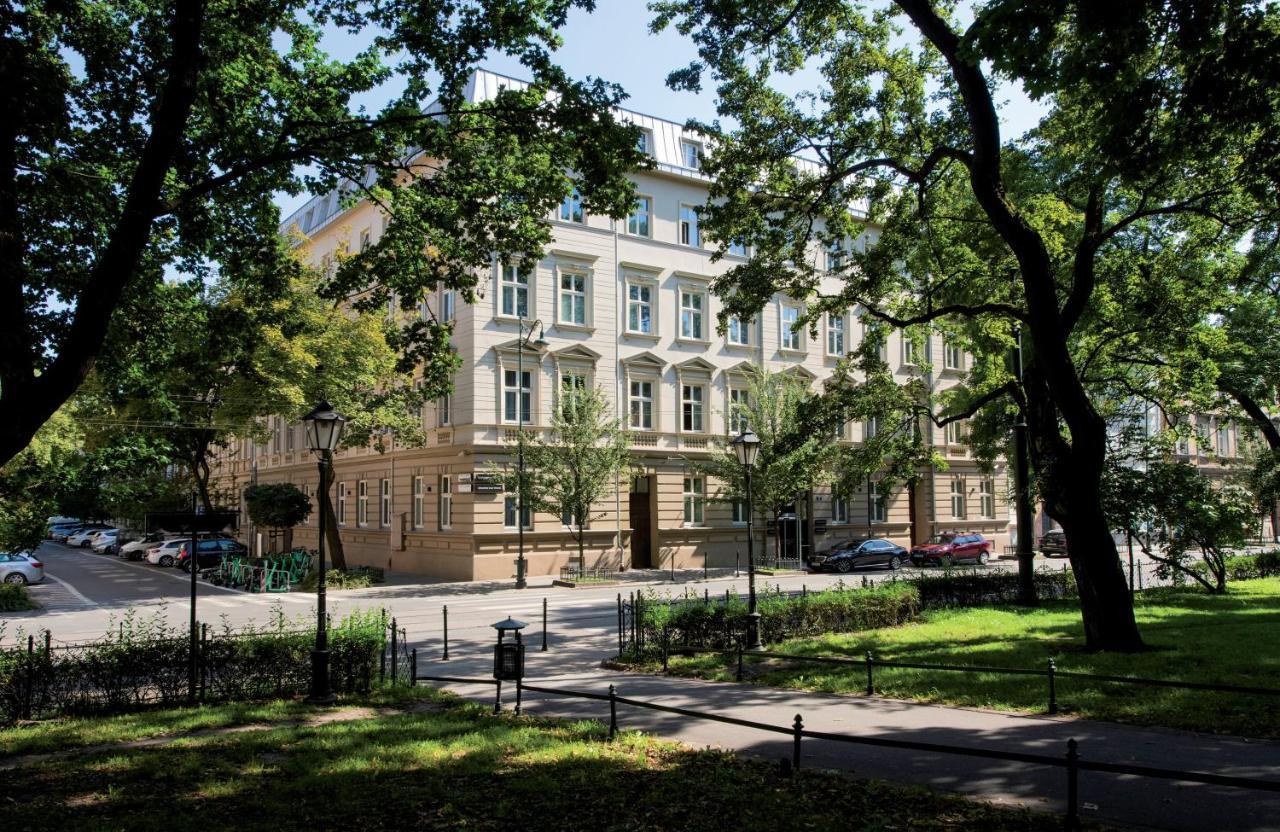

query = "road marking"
[
  {"left": 202, "top": 598, "right": 240, "bottom": 608},
  {"left": 44, "top": 572, "right": 96, "bottom": 606}
]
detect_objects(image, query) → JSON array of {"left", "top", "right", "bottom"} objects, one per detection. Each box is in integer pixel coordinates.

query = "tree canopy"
[
  {"left": 652, "top": 0, "right": 1280, "bottom": 650},
  {"left": 2, "top": 0, "right": 645, "bottom": 467}
]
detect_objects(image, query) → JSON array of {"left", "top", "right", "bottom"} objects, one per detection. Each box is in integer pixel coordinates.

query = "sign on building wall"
[{"left": 472, "top": 474, "right": 504, "bottom": 494}]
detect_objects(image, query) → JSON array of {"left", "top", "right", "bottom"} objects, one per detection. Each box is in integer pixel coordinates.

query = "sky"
[{"left": 278, "top": 0, "right": 1047, "bottom": 217}]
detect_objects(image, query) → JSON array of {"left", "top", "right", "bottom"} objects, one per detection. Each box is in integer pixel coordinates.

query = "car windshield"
[
  {"left": 927, "top": 534, "right": 957, "bottom": 544},
  {"left": 831, "top": 539, "right": 867, "bottom": 550}
]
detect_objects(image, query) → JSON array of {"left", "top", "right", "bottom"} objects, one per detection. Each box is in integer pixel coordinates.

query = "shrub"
[
  {"left": 0, "top": 584, "right": 36, "bottom": 612},
  {"left": 297, "top": 565, "right": 384, "bottom": 591},
  {"left": 913, "top": 568, "right": 1075, "bottom": 608},
  {"left": 0, "top": 606, "right": 389, "bottom": 723},
  {"left": 1217, "top": 550, "right": 1280, "bottom": 581}
]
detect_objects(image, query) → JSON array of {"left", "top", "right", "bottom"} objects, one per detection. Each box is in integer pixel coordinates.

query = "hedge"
[
  {"left": 0, "top": 607, "right": 389, "bottom": 723},
  {"left": 632, "top": 569, "right": 1077, "bottom": 656},
  {"left": 1221, "top": 550, "right": 1280, "bottom": 581},
  {"left": 0, "top": 584, "right": 36, "bottom": 612}
]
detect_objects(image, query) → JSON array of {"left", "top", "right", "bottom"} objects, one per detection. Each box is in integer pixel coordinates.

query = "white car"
[
  {"left": 90, "top": 530, "right": 120, "bottom": 553},
  {"left": 119, "top": 533, "right": 168, "bottom": 560},
  {"left": 68, "top": 527, "right": 114, "bottom": 547},
  {"left": 145, "top": 539, "right": 187, "bottom": 567},
  {"left": 0, "top": 551, "right": 44, "bottom": 585}
]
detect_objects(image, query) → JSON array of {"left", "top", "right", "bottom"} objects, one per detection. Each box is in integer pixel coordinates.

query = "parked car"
[
  {"left": 810, "top": 538, "right": 909, "bottom": 573},
  {"left": 119, "top": 532, "right": 167, "bottom": 560},
  {"left": 67, "top": 526, "right": 115, "bottom": 547},
  {"left": 1038, "top": 529, "right": 1069, "bottom": 558},
  {"left": 48, "top": 523, "right": 85, "bottom": 543},
  {"left": 90, "top": 530, "right": 120, "bottom": 553},
  {"left": 910, "top": 532, "right": 992, "bottom": 567},
  {"left": 46, "top": 518, "right": 80, "bottom": 538},
  {"left": 146, "top": 534, "right": 233, "bottom": 566},
  {"left": 0, "top": 551, "right": 45, "bottom": 585},
  {"left": 176, "top": 539, "right": 248, "bottom": 573}
]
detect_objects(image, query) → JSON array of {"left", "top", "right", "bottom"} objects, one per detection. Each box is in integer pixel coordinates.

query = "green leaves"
[{"left": 244, "top": 483, "right": 312, "bottom": 531}]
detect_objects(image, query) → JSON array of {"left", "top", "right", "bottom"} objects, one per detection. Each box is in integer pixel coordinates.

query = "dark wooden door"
[{"left": 629, "top": 478, "right": 652, "bottom": 568}]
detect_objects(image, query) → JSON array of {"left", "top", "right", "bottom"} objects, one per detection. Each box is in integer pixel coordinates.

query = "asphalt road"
[{"left": 7, "top": 541, "right": 1277, "bottom": 831}]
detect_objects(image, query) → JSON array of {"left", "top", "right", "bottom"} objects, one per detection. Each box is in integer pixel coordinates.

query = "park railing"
[{"left": 412, "top": 673, "right": 1280, "bottom": 830}]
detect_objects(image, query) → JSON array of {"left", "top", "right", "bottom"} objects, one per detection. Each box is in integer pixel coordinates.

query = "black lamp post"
[
  {"left": 515, "top": 318, "right": 548, "bottom": 589},
  {"left": 303, "top": 399, "right": 346, "bottom": 704},
  {"left": 732, "top": 428, "right": 762, "bottom": 650}
]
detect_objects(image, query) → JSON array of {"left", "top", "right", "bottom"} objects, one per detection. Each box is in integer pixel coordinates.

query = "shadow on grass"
[{"left": 0, "top": 700, "right": 1078, "bottom": 832}]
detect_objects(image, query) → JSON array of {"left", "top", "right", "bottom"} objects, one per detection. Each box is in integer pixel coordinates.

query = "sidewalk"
[{"left": 424, "top": 640, "right": 1280, "bottom": 832}]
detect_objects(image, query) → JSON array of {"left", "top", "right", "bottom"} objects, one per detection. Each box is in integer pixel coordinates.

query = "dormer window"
[{"left": 680, "top": 140, "right": 702, "bottom": 170}]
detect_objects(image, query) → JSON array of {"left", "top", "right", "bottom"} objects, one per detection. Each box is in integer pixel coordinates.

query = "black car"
[
  {"left": 176, "top": 539, "right": 248, "bottom": 572},
  {"left": 810, "top": 538, "right": 908, "bottom": 573}
]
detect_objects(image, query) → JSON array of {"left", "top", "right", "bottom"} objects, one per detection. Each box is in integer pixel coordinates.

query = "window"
[
  {"left": 827, "top": 313, "right": 846, "bottom": 356},
  {"left": 437, "top": 395, "right": 451, "bottom": 427},
  {"left": 412, "top": 476, "right": 424, "bottom": 529},
  {"left": 681, "top": 384, "right": 705, "bottom": 432},
  {"left": 944, "top": 341, "right": 964, "bottom": 371},
  {"left": 357, "top": 480, "right": 369, "bottom": 526},
  {"left": 979, "top": 478, "right": 995, "bottom": 519},
  {"left": 727, "top": 316, "right": 751, "bottom": 346},
  {"left": 500, "top": 265, "right": 529, "bottom": 318},
  {"left": 831, "top": 492, "right": 849, "bottom": 523},
  {"left": 629, "top": 380, "right": 654, "bottom": 430},
  {"left": 337, "top": 482, "right": 347, "bottom": 525},
  {"left": 827, "top": 240, "right": 846, "bottom": 272},
  {"left": 285, "top": 423, "right": 295, "bottom": 452},
  {"left": 504, "top": 495, "right": 532, "bottom": 529},
  {"left": 560, "top": 372, "right": 587, "bottom": 417},
  {"left": 781, "top": 305, "right": 802, "bottom": 351},
  {"left": 732, "top": 500, "right": 747, "bottom": 524},
  {"left": 679, "top": 204, "right": 700, "bottom": 246},
  {"left": 626, "top": 280, "right": 653, "bottom": 335},
  {"left": 438, "top": 475, "right": 452, "bottom": 530},
  {"left": 945, "top": 419, "right": 968, "bottom": 446},
  {"left": 559, "top": 270, "right": 588, "bottom": 326},
  {"left": 636, "top": 129, "right": 652, "bottom": 156},
  {"left": 680, "top": 289, "right": 704, "bottom": 340},
  {"left": 627, "top": 196, "right": 652, "bottom": 237},
  {"left": 870, "top": 482, "right": 887, "bottom": 523},
  {"left": 683, "top": 477, "right": 705, "bottom": 525},
  {"left": 1216, "top": 421, "right": 1232, "bottom": 456},
  {"left": 728, "top": 239, "right": 748, "bottom": 257},
  {"left": 379, "top": 478, "right": 391, "bottom": 527},
  {"left": 502, "top": 368, "right": 533, "bottom": 424},
  {"left": 359, "top": 229, "right": 371, "bottom": 252},
  {"left": 440, "top": 290, "right": 455, "bottom": 322},
  {"left": 680, "top": 140, "right": 701, "bottom": 169},
  {"left": 902, "top": 337, "right": 918, "bottom": 366},
  {"left": 950, "top": 476, "right": 967, "bottom": 519},
  {"left": 302, "top": 484, "right": 312, "bottom": 524},
  {"left": 729, "top": 388, "right": 750, "bottom": 434},
  {"left": 559, "top": 188, "right": 584, "bottom": 223},
  {"left": 865, "top": 415, "right": 881, "bottom": 440}
]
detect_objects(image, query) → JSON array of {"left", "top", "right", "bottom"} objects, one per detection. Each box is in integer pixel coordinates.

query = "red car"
[{"left": 910, "top": 532, "right": 991, "bottom": 567}]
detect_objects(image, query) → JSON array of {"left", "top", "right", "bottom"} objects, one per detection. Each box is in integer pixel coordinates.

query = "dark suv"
[
  {"left": 910, "top": 532, "right": 991, "bottom": 567},
  {"left": 1038, "top": 529, "right": 1068, "bottom": 558},
  {"left": 176, "top": 539, "right": 248, "bottom": 572}
]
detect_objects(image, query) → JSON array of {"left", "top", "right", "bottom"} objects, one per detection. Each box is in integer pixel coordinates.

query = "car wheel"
[
  {"left": 942, "top": 554, "right": 954, "bottom": 567},
  {"left": 889, "top": 556, "right": 901, "bottom": 571},
  {"left": 978, "top": 550, "right": 989, "bottom": 566},
  {"left": 836, "top": 560, "right": 854, "bottom": 574},
  {"left": 160, "top": 555, "right": 174, "bottom": 567},
  {"left": 4, "top": 572, "right": 28, "bottom": 585}
]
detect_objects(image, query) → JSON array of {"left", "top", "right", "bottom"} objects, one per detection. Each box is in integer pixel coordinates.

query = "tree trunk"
[
  {"left": 318, "top": 454, "right": 347, "bottom": 571},
  {"left": 192, "top": 456, "right": 215, "bottom": 514},
  {"left": 577, "top": 517, "right": 586, "bottom": 575}
]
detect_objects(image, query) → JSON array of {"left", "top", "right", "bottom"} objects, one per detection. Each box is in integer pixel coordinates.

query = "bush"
[
  {"left": 631, "top": 569, "right": 1077, "bottom": 658},
  {"left": 1218, "top": 550, "right": 1280, "bottom": 581},
  {"left": 638, "top": 582, "right": 920, "bottom": 652},
  {"left": 0, "top": 584, "right": 36, "bottom": 612},
  {"left": 297, "top": 565, "right": 384, "bottom": 591},
  {"left": 0, "top": 607, "right": 389, "bottom": 723}
]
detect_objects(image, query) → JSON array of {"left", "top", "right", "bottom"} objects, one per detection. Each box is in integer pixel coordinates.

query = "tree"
[
  {"left": 244, "top": 483, "right": 312, "bottom": 553},
  {"left": 497, "top": 387, "right": 634, "bottom": 575},
  {"left": 2, "top": 0, "right": 646, "bottom": 467},
  {"left": 652, "top": 0, "right": 1280, "bottom": 650},
  {"left": 697, "top": 367, "right": 839, "bottom": 563}
]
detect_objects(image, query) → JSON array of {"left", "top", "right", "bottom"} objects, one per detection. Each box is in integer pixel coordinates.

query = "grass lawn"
[
  {"left": 0, "top": 688, "right": 1085, "bottom": 831},
  {"left": 642, "top": 578, "right": 1280, "bottom": 738}
]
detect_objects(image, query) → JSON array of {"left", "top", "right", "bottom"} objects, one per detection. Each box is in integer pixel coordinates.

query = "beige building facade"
[{"left": 211, "top": 70, "right": 1013, "bottom": 581}]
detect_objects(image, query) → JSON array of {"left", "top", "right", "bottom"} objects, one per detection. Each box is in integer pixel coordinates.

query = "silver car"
[{"left": 0, "top": 551, "right": 45, "bottom": 585}]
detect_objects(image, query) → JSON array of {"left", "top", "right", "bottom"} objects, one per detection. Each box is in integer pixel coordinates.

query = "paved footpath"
[{"left": 425, "top": 633, "right": 1280, "bottom": 832}]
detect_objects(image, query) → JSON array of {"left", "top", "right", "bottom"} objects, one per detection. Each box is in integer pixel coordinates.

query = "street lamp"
[
  {"left": 515, "top": 319, "right": 548, "bottom": 589},
  {"left": 732, "top": 428, "right": 762, "bottom": 650},
  {"left": 302, "top": 399, "right": 346, "bottom": 703}
]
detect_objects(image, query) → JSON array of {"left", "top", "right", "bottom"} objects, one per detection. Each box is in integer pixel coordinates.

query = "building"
[{"left": 210, "top": 70, "right": 1013, "bottom": 581}]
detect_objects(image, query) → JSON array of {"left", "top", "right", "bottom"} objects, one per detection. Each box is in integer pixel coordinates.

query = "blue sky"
[{"left": 279, "top": 0, "right": 1045, "bottom": 216}]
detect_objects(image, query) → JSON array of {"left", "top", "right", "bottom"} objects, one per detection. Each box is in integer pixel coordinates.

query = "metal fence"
[{"left": 413, "top": 673, "right": 1280, "bottom": 830}]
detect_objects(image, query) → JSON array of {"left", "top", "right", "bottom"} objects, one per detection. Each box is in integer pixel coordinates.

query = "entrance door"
[{"left": 629, "top": 475, "right": 653, "bottom": 568}]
